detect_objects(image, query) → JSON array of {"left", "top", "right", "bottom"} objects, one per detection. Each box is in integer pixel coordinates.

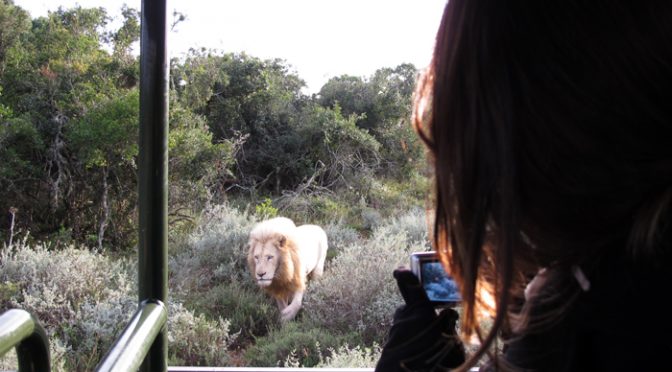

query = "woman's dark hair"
[{"left": 413, "top": 0, "right": 672, "bottom": 369}]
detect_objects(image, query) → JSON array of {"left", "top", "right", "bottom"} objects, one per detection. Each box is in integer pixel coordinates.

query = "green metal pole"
[
  {"left": 95, "top": 301, "right": 168, "bottom": 372},
  {"left": 138, "top": 0, "right": 168, "bottom": 371},
  {"left": 0, "top": 309, "right": 51, "bottom": 372}
]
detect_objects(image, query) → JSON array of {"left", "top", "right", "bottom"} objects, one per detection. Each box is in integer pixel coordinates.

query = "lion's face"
[{"left": 248, "top": 235, "right": 285, "bottom": 288}]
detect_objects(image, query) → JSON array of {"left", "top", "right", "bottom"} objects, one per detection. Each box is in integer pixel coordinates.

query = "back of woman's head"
[{"left": 414, "top": 0, "right": 672, "bottom": 369}]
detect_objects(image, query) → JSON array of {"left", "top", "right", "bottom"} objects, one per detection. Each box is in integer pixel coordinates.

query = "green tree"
[
  {"left": 0, "top": 4, "right": 143, "bottom": 246},
  {"left": 297, "top": 104, "right": 381, "bottom": 188},
  {"left": 317, "top": 64, "right": 422, "bottom": 178},
  {"left": 0, "top": 0, "right": 31, "bottom": 75},
  {"left": 168, "top": 100, "right": 236, "bottom": 218},
  {"left": 67, "top": 90, "right": 139, "bottom": 250},
  {"left": 368, "top": 63, "right": 424, "bottom": 177},
  {"left": 317, "top": 75, "right": 375, "bottom": 129},
  {"left": 172, "top": 51, "right": 307, "bottom": 194}
]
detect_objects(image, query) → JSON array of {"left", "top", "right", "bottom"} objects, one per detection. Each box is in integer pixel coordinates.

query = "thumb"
[{"left": 394, "top": 267, "right": 431, "bottom": 306}]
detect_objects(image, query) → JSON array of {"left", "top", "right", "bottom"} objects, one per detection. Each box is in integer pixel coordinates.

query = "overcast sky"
[{"left": 14, "top": 0, "right": 446, "bottom": 92}]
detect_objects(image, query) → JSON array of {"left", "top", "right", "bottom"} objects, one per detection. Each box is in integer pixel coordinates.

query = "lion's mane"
[{"left": 247, "top": 229, "right": 304, "bottom": 300}]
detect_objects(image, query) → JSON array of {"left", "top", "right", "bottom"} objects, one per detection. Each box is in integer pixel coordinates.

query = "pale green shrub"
[
  {"left": 167, "top": 302, "right": 236, "bottom": 366},
  {"left": 62, "top": 286, "right": 136, "bottom": 370},
  {"left": 169, "top": 204, "right": 256, "bottom": 294},
  {"left": 385, "top": 207, "right": 431, "bottom": 248},
  {"left": 0, "top": 237, "right": 236, "bottom": 370},
  {"left": 360, "top": 208, "right": 383, "bottom": 231},
  {"left": 303, "top": 226, "right": 417, "bottom": 343},
  {"left": 0, "top": 238, "right": 135, "bottom": 327},
  {"left": 244, "top": 322, "right": 352, "bottom": 367},
  {"left": 323, "top": 221, "right": 360, "bottom": 255},
  {"left": 0, "top": 239, "right": 136, "bottom": 370},
  {"left": 316, "top": 344, "right": 382, "bottom": 368}
]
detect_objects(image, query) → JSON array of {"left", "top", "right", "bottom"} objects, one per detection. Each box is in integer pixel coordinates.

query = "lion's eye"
[
  {"left": 266, "top": 255, "right": 273, "bottom": 261},
  {"left": 254, "top": 255, "right": 259, "bottom": 261}
]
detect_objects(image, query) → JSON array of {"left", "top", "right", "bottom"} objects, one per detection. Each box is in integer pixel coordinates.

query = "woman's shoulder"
[{"left": 500, "top": 247, "right": 671, "bottom": 371}]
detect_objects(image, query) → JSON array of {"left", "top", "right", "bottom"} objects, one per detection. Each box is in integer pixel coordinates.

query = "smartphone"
[{"left": 410, "top": 251, "right": 461, "bottom": 307}]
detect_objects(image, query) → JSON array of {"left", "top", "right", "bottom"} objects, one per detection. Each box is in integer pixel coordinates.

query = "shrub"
[
  {"left": 186, "top": 281, "right": 279, "bottom": 346},
  {"left": 243, "top": 322, "right": 356, "bottom": 367},
  {"left": 167, "top": 302, "right": 236, "bottom": 366},
  {"left": 385, "top": 207, "right": 431, "bottom": 248},
  {"left": 0, "top": 239, "right": 136, "bottom": 370},
  {"left": 360, "top": 208, "right": 383, "bottom": 231},
  {"left": 323, "top": 221, "right": 361, "bottom": 257},
  {"left": 254, "top": 197, "right": 278, "bottom": 219},
  {"left": 316, "top": 344, "right": 382, "bottom": 368},
  {"left": 0, "top": 238, "right": 236, "bottom": 370},
  {"left": 0, "top": 238, "right": 135, "bottom": 329},
  {"left": 303, "top": 225, "right": 419, "bottom": 343},
  {"left": 169, "top": 204, "right": 256, "bottom": 294},
  {"left": 65, "top": 293, "right": 136, "bottom": 368}
]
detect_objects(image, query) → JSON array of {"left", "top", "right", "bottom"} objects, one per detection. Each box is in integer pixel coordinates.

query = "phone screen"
[{"left": 421, "top": 261, "right": 461, "bottom": 303}]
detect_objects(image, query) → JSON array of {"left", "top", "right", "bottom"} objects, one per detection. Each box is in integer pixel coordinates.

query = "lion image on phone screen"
[{"left": 247, "top": 217, "right": 328, "bottom": 322}]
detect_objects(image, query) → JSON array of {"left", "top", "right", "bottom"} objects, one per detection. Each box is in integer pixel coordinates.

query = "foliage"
[
  {"left": 296, "top": 103, "right": 382, "bottom": 189},
  {"left": 318, "top": 64, "right": 424, "bottom": 178},
  {"left": 0, "top": 2, "right": 425, "bottom": 248},
  {"left": 316, "top": 344, "right": 382, "bottom": 368},
  {"left": 303, "top": 221, "right": 426, "bottom": 343},
  {"left": 169, "top": 204, "right": 255, "bottom": 292},
  {"left": 243, "top": 322, "right": 356, "bottom": 367},
  {"left": 254, "top": 197, "right": 278, "bottom": 219},
  {"left": 68, "top": 90, "right": 139, "bottom": 169},
  {"left": 171, "top": 50, "right": 308, "bottom": 195},
  {"left": 0, "top": 237, "right": 236, "bottom": 371},
  {"left": 66, "top": 89, "right": 139, "bottom": 249},
  {"left": 0, "top": 3, "right": 139, "bottom": 246},
  {"left": 186, "top": 282, "right": 278, "bottom": 347},
  {"left": 0, "top": 238, "right": 135, "bottom": 370},
  {"left": 323, "top": 220, "right": 361, "bottom": 256},
  {"left": 0, "top": 3, "right": 240, "bottom": 249},
  {"left": 168, "top": 101, "right": 236, "bottom": 220},
  {"left": 167, "top": 302, "right": 236, "bottom": 366},
  {"left": 0, "top": 1, "right": 31, "bottom": 74}
]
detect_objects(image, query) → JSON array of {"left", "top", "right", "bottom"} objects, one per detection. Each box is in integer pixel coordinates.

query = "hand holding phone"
[
  {"left": 376, "top": 259, "right": 465, "bottom": 371},
  {"left": 410, "top": 251, "right": 461, "bottom": 307}
]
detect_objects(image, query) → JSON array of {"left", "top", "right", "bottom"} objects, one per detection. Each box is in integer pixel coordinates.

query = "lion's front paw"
[{"left": 280, "top": 306, "right": 299, "bottom": 322}]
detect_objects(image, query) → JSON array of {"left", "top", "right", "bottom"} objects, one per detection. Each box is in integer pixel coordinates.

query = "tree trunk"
[{"left": 97, "top": 167, "right": 110, "bottom": 251}]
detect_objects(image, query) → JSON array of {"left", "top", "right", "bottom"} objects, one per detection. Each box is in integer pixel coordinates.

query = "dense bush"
[
  {"left": 169, "top": 204, "right": 255, "bottom": 292},
  {"left": 303, "top": 216, "right": 428, "bottom": 343},
  {"left": 243, "top": 322, "right": 357, "bottom": 367},
  {"left": 167, "top": 302, "right": 235, "bottom": 366},
  {"left": 323, "top": 220, "right": 361, "bottom": 257},
  {"left": 186, "top": 282, "right": 279, "bottom": 347}
]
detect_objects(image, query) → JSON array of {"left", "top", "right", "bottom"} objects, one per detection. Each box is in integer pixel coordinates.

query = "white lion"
[{"left": 247, "top": 217, "right": 328, "bottom": 322}]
